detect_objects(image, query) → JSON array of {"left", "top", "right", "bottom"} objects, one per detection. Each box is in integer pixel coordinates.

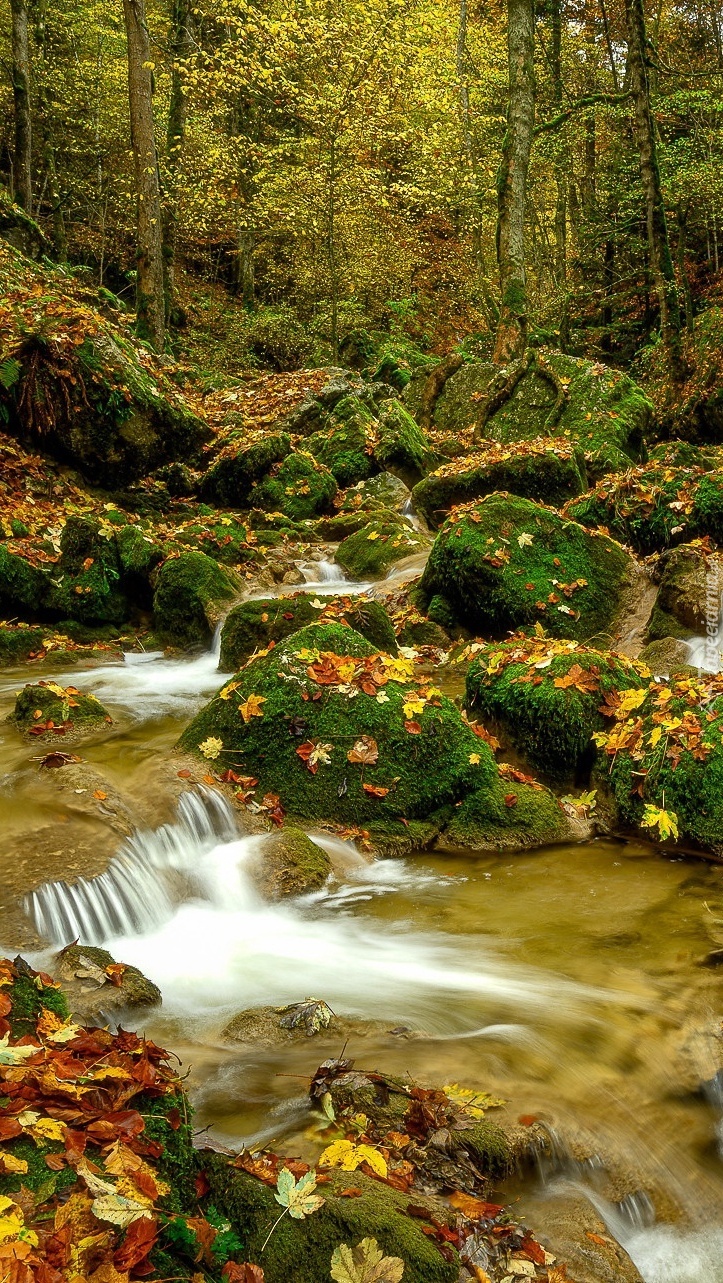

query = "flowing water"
[{"left": 2, "top": 546, "right": 723, "bottom": 1281}]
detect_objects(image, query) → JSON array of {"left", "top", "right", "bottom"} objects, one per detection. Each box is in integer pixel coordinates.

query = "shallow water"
[{"left": 3, "top": 554, "right": 723, "bottom": 1281}]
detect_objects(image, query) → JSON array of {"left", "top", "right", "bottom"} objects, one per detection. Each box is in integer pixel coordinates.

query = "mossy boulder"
[
  {"left": 442, "top": 776, "right": 575, "bottom": 849},
  {"left": 0, "top": 544, "right": 49, "bottom": 617},
  {"left": 52, "top": 943, "right": 161, "bottom": 1020},
  {"left": 412, "top": 439, "right": 587, "bottom": 528},
  {"left": 0, "top": 242, "right": 208, "bottom": 486},
  {"left": 0, "top": 622, "right": 47, "bottom": 664},
  {"left": 179, "top": 622, "right": 494, "bottom": 825},
  {"left": 153, "top": 551, "right": 239, "bottom": 649},
  {"left": 597, "top": 672, "right": 723, "bottom": 855},
  {"left": 565, "top": 460, "right": 703, "bottom": 554},
  {"left": 12, "top": 679, "right": 110, "bottom": 732},
  {"left": 426, "top": 360, "right": 496, "bottom": 435},
  {"left": 335, "top": 516, "right": 429, "bottom": 581},
  {"left": 464, "top": 636, "right": 650, "bottom": 782},
  {"left": 248, "top": 451, "right": 337, "bottom": 521},
  {"left": 306, "top": 395, "right": 378, "bottom": 486},
  {"left": 638, "top": 636, "right": 694, "bottom": 675},
  {"left": 45, "top": 516, "right": 129, "bottom": 625},
  {"left": 203, "top": 1155, "right": 457, "bottom": 1283},
  {"left": 219, "top": 592, "right": 396, "bottom": 669},
  {"left": 202, "top": 433, "right": 292, "bottom": 506},
  {"left": 645, "top": 544, "right": 710, "bottom": 643},
  {"left": 352, "top": 471, "right": 411, "bottom": 511},
  {"left": 690, "top": 471, "right": 723, "bottom": 542},
  {"left": 418, "top": 494, "right": 634, "bottom": 642},
  {"left": 484, "top": 353, "right": 651, "bottom": 476},
  {"left": 115, "top": 522, "right": 164, "bottom": 606},
  {"left": 170, "top": 513, "right": 253, "bottom": 568},
  {"left": 373, "top": 399, "right": 433, "bottom": 485},
  {"left": 251, "top": 827, "right": 331, "bottom": 898}
]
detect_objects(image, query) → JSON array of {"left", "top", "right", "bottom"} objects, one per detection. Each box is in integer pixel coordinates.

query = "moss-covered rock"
[
  {"left": 202, "top": 433, "right": 292, "bottom": 506},
  {"left": 418, "top": 494, "right": 633, "bottom": 642},
  {"left": 306, "top": 395, "right": 378, "bottom": 486},
  {"left": 335, "top": 515, "right": 429, "bottom": 581},
  {"left": 373, "top": 399, "right": 433, "bottom": 485},
  {"left": 412, "top": 439, "right": 587, "bottom": 528},
  {"left": 251, "top": 827, "right": 331, "bottom": 898},
  {"left": 0, "top": 544, "right": 49, "bottom": 617},
  {"left": 12, "top": 679, "right": 110, "bottom": 732},
  {"left": 464, "top": 635, "right": 650, "bottom": 782},
  {"left": 565, "top": 460, "right": 704, "bottom": 554},
  {"left": 484, "top": 353, "right": 650, "bottom": 476},
  {"left": 645, "top": 544, "right": 710, "bottom": 643},
  {"left": 153, "top": 551, "right": 239, "bottom": 649},
  {"left": 115, "top": 522, "right": 164, "bottom": 606},
  {"left": 690, "top": 471, "right": 723, "bottom": 542},
  {"left": 52, "top": 943, "right": 161, "bottom": 1020},
  {"left": 179, "top": 622, "right": 494, "bottom": 825},
  {"left": 45, "top": 516, "right": 129, "bottom": 625},
  {"left": 203, "top": 1156, "right": 457, "bottom": 1283},
  {"left": 249, "top": 451, "right": 337, "bottom": 521},
  {"left": 219, "top": 592, "right": 396, "bottom": 669},
  {"left": 427, "top": 360, "right": 496, "bottom": 435},
  {"left": 0, "top": 242, "right": 208, "bottom": 486},
  {"left": 352, "top": 471, "right": 411, "bottom": 511},
  {"left": 442, "top": 776, "right": 575, "bottom": 849},
  {"left": 597, "top": 672, "right": 723, "bottom": 855},
  {"left": 0, "top": 622, "right": 46, "bottom": 664},
  {"left": 638, "top": 636, "right": 694, "bottom": 675}
]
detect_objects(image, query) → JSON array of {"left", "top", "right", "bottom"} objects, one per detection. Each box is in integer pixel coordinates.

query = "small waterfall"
[
  {"left": 401, "top": 497, "right": 425, "bottom": 532},
  {"left": 25, "top": 788, "right": 239, "bottom": 947},
  {"left": 302, "top": 558, "right": 347, "bottom": 585}
]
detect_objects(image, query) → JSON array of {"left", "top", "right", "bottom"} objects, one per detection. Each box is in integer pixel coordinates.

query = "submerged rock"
[
  {"left": 52, "top": 943, "right": 161, "bottom": 1020},
  {"left": 638, "top": 636, "right": 694, "bottom": 675},
  {"left": 153, "top": 550, "right": 240, "bottom": 649},
  {"left": 418, "top": 494, "right": 634, "bottom": 642},
  {"left": 532, "top": 1190, "right": 644, "bottom": 1283},
  {"left": 219, "top": 592, "right": 397, "bottom": 670},
  {"left": 221, "top": 1002, "right": 395, "bottom": 1046}
]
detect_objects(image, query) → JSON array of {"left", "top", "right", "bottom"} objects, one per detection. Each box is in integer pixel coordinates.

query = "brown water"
[{"left": 2, "top": 582, "right": 723, "bottom": 1281}]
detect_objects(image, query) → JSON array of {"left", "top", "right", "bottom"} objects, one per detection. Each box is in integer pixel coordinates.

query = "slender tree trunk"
[
  {"left": 494, "top": 0, "right": 535, "bottom": 363},
  {"left": 676, "top": 203, "right": 694, "bottom": 328},
  {"left": 327, "top": 133, "right": 340, "bottom": 363},
  {"left": 624, "top": 0, "right": 683, "bottom": 381},
  {"left": 10, "top": 0, "right": 33, "bottom": 211},
  {"left": 122, "top": 0, "right": 165, "bottom": 351},
  {"left": 34, "top": 0, "right": 66, "bottom": 260},
  {"left": 164, "top": 0, "right": 193, "bottom": 324},
  {"left": 550, "top": 0, "right": 567, "bottom": 284}
]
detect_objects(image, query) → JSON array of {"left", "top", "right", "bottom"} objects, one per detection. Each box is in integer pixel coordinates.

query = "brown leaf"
[
  {"left": 448, "top": 1191, "right": 503, "bottom": 1220},
  {"left": 113, "top": 1216, "right": 158, "bottom": 1271},
  {"left": 347, "top": 735, "right": 379, "bottom": 764},
  {"left": 404, "top": 721, "right": 422, "bottom": 734},
  {"left": 362, "top": 783, "right": 389, "bottom": 797}
]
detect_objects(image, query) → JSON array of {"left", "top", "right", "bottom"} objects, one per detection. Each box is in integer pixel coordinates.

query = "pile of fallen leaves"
[
  {"left": 460, "top": 631, "right": 651, "bottom": 692},
  {"left": 202, "top": 369, "right": 332, "bottom": 454},
  {"left": 0, "top": 957, "right": 261, "bottom": 1283},
  {"left": 425, "top": 436, "right": 580, "bottom": 482}
]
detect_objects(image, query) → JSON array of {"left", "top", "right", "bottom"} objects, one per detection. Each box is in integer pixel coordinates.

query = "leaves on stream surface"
[{"left": 330, "top": 1236, "right": 404, "bottom": 1283}]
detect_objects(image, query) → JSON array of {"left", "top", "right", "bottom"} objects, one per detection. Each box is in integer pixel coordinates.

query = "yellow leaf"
[
  {"left": 469, "top": 753, "right": 481, "bottom": 765},
  {"left": 239, "top": 694, "right": 267, "bottom": 723},
  {"left": 319, "top": 1139, "right": 388, "bottom": 1177}
]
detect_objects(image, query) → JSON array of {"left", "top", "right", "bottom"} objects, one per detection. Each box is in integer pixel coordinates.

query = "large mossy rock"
[
  {"left": 597, "top": 672, "right": 723, "bottom": 855},
  {"left": 201, "top": 432, "right": 292, "bottom": 506},
  {"left": 248, "top": 451, "right": 337, "bottom": 520},
  {"left": 219, "top": 592, "right": 397, "bottom": 669},
  {"left": 0, "top": 544, "right": 49, "bottom": 618},
  {"left": 464, "top": 635, "right": 650, "bottom": 782},
  {"left": 115, "top": 521, "right": 164, "bottom": 606},
  {"left": 335, "top": 515, "right": 429, "bottom": 581},
  {"left": 45, "top": 516, "right": 129, "bottom": 625},
  {"left": 12, "top": 679, "right": 110, "bottom": 733},
  {"left": 564, "top": 457, "right": 709, "bottom": 553},
  {"left": 153, "top": 551, "right": 239, "bottom": 649},
  {"left": 179, "top": 622, "right": 493, "bottom": 826},
  {"left": 203, "top": 1156, "right": 457, "bottom": 1283},
  {"left": 645, "top": 544, "right": 711, "bottom": 643},
  {"left": 306, "top": 394, "right": 378, "bottom": 486},
  {"left": 0, "top": 622, "right": 47, "bottom": 664},
  {"left": 424, "top": 360, "right": 495, "bottom": 435},
  {"left": 412, "top": 439, "right": 587, "bottom": 528},
  {"left": 0, "top": 243, "right": 208, "bottom": 486},
  {"left": 418, "top": 494, "right": 634, "bottom": 642},
  {"left": 442, "top": 777, "right": 575, "bottom": 850},
  {"left": 373, "top": 399, "right": 433, "bottom": 484}
]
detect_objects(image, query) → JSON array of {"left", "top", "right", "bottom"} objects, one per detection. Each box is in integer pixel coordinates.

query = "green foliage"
[
  {"left": 335, "top": 517, "right": 428, "bottom": 580},
  {"left": 219, "top": 592, "right": 397, "bottom": 669}
]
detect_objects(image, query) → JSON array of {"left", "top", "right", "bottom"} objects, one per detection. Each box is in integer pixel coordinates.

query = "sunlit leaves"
[
  {"left": 319, "top": 1139, "right": 388, "bottom": 1177},
  {"left": 640, "top": 804, "right": 679, "bottom": 842},
  {"left": 273, "top": 1167, "right": 325, "bottom": 1219},
  {"left": 330, "top": 1236, "right": 404, "bottom": 1283}
]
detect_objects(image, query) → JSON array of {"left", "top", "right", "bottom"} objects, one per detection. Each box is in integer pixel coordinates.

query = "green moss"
[
  {"left": 203, "top": 1156, "right": 457, "bottom": 1283},
  {"left": 219, "top": 592, "right": 397, "bottom": 669},
  {"left": 418, "top": 494, "right": 633, "bottom": 642},
  {"left": 565, "top": 462, "right": 703, "bottom": 554},
  {"left": 203, "top": 433, "right": 292, "bottom": 506},
  {"left": 0, "top": 1135, "right": 78, "bottom": 1199},
  {"left": 170, "top": 514, "right": 253, "bottom": 568},
  {"left": 335, "top": 516, "right": 428, "bottom": 580},
  {"left": 45, "top": 517, "right": 129, "bottom": 626},
  {"left": 444, "top": 777, "right": 571, "bottom": 850},
  {"left": 153, "top": 551, "right": 239, "bottom": 649},
  {"left": 465, "top": 639, "right": 649, "bottom": 782},
  {"left": 373, "top": 399, "right": 433, "bottom": 483},
  {"left": 115, "top": 523, "right": 163, "bottom": 606},
  {"left": 429, "top": 361, "right": 496, "bottom": 435},
  {"left": 179, "top": 622, "right": 494, "bottom": 825},
  {"left": 691, "top": 472, "right": 723, "bottom": 541},
  {"left": 12, "top": 681, "right": 110, "bottom": 731},
  {"left": 0, "top": 623, "right": 46, "bottom": 664},
  {"left": 7, "top": 973, "right": 68, "bottom": 1040},
  {"left": 412, "top": 441, "right": 587, "bottom": 528},
  {"left": 134, "top": 1092, "right": 198, "bottom": 1213},
  {"left": 0, "top": 545, "right": 49, "bottom": 616},
  {"left": 307, "top": 395, "right": 378, "bottom": 486},
  {"left": 249, "top": 452, "right": 337, "bottom": 521},
  {"left": 261, "top": 827, "right": 332, "bottom": 897}
]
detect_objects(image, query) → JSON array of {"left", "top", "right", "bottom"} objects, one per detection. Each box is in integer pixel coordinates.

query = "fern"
[{"left": 0, "top": 358, "right": 21, "bottom": 391}]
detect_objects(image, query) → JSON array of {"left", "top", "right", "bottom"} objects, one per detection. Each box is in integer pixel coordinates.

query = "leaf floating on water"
[
  {"left": 443, "top": 1083, "right": 506, "bottom": 1118},
  {"left": 273, "top": 1167, "right": 324, "bottom": 1219},
  {"left": 330, "top": 1236, "right": 404, "bottom": 1283}
]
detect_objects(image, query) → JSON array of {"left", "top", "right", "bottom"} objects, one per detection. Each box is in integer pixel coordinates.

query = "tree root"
[
  {"left": 472, "top": 349, "right": 569, "bottom": 443},
  {"left": 418, "top": 352, "right": 464, "bottom": 430}
]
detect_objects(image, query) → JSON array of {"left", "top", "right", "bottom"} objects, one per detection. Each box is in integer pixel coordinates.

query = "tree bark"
[
  {"left": 550, "top": 0, "right": 567, "bottom": 284},
  {"left": 122, "top": 0, "right": 166, "bottom": 351},
  {"left": 10, "top": 0, "right": 33, "bottom": 211},
  {"left": 494, "top": 0, "right": 535, "bottom": 364},
  {"left": 163, "top": 0, "right": 193, "bottom": 325},
  {"left": 624, "top": 0, "right": 683, "bottom": 381}
]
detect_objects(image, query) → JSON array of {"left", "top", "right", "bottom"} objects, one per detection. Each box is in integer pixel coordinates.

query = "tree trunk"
[
  {"left": 494, "top": 0, "right": 535, "bottom": 364},
  {"left": 163, "top": 0, "right": 193, "bottom": 325},
  {"left": 122, "top": 0, "right": 165, "bottom": 351},
  {"left": 34, "top": 0, "right": 66, "bottom": 261},
  {"left": 550, "top": 0, "right": 566, "bottom": 284},
  {"left": 624, "top": 0, "right": 683, "bottom": 381},
  {"left": 10, "top": 0, "right": 33, "bottom": 211}
]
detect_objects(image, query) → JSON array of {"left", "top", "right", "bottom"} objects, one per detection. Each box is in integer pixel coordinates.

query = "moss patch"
[
  {"left": 12, "top": 680, "right": 110, "bottom": 732},
  {"left": 219, "top": 592, "right": 396, "bottom": 669},
  {"left": 202, "top": 433, "right": 292, "bottom": 506},
  {"left": 249, "top": 451, "right": 337, "bottom": 521},
  {"left": 373, "top": 399, "right": 433, "bottom": 484},
  {"left": 335, "top": 516, "right": 428, "bottom": 581},
  {"left": 153, "top": 551, "right": 239, "bottom": 649}
]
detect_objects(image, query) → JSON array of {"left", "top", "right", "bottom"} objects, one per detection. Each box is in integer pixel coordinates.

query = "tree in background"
[
  {"left": 122, "top": 0, "right": 165, "bottom": 350},
  {"left": 10, "top": 0, "right": 32, "bottom": 210}
]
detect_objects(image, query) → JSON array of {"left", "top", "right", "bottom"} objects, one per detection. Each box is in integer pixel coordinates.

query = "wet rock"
[
  {"left": 373, "top": 398, "right": 433, "bottom": 486},
  {"left": 201, "top": 432, "right": 292, "bottom": 506},
  {"left": 335, "top": 514, "right": 429, "bottom": 581},
  {"left": 252, "top": 827, "right": 331, "bottom": 899},
  {"left": 179, "top": 620, "right": 492, "bottom": 828},
  {"left": 442, "top": 779, "right": 589, "bottom": 851},
  {"left": 645, "top": 543, "right": 711, "bottom": 642},
  {"left": 52, "top": 943, "right": 161, "bottom": 1021},
  {"left": 638, "top": 636, "right": 694, "bottom": 675},
  {"left": 221, "top": 1002, "right": 393, "bottom": 1047},
  {"left": 219, "top": 592, "right": 397, "bottom": 669},
  {"left": 45, "top": 516, "right": 129, "bottom": 626},
  {"left": 11, "top": 680, "right": 110, "bottom": 738},
  {"left": 153, "top": 550, "right": 240, "bottom": 649},
  {"left": 417, "top": 494, "right": 634, "bottom": 643},
  {"left": 663, "top": 1012, "right": 723, "bottom": 1096},
  {"left": 532, "top": 1189, "right": 644, "bottom": 1283}
]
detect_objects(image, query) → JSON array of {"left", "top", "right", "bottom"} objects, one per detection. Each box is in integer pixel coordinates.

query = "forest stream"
[{"left": 3, "top": 555, "right": 723, "bottom": 1282}]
